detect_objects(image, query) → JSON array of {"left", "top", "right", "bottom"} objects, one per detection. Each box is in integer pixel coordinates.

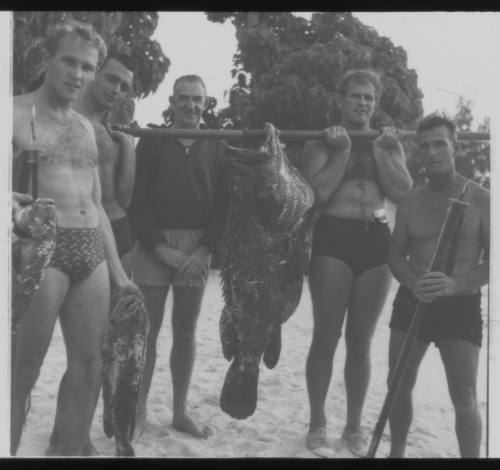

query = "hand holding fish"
[
  {"left": 13, "top": 192, "right": 33, "bottom": 217},
  {"left": 116, "top": 278, "right": 143, "bottom": 302}
]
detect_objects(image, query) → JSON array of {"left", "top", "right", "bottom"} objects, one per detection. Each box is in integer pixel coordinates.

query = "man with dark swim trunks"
[
  {"left": 11, "top": 20, "right": 140, "bottom": 456},
  {"left": 128, "top": 75, "right": 228, "bottom": 440},
  {"left": 301, "top": 69, "right": 412, "bottom": 453},
  {"left": 387, "top": 114, "right": 489, "bottom": 458}
]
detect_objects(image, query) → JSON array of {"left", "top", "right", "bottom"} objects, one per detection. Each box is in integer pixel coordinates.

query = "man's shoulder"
[
  {"left": 303, "top": 138, "right": 326, "bottom": 152},
  {"left": 398, "top": 187, "right": 421, "bottom": 208},
  {"left": 302, "top": 139, "right": 329, "bottom": 164},
  {"left": 467, "top": 180, "right": 489, "bottom": 213},
  {"left": 71, "top": 109, "right": 93, "bottom": 131},
  {"left": 13, "top": 93, "right": 35, "bottom": 115}
]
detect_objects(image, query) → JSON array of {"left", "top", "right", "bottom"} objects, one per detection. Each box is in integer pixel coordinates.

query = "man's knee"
[
  {"left": 345, "top": 335, "right": 371, "bottom": 362},
  {"left": 387, "top": 367, "right": 417, "bottom": 401},
  {"left": 68, "top": 355, "right": 102, "bottom": 386},
  {"left": 310, "top": 330, "right": 340, "bottom": 358},
  {"left": 450, "top": 384, "right": 478, "bottom": 418}
]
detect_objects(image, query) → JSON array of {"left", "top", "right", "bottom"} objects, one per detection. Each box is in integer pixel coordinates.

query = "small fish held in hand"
[{"left": 101, "top": 294, "right": 150, "bottom": 457}]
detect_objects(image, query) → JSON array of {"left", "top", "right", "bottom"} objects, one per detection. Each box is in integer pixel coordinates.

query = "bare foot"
[
  {"left": 132, "top": 419, "right": 149, "bottom": 444},
  {"left": 81, "top": 440, "right": 99, "bottom": 456},
  {"left": 172, "top": 415, "right": 213, "bottom": 439},
  {"left": 341, "top": 428, "right": 368, "bottom": 455},
  {"left": 44, "top": 440, "right": 98, "bottom": 457},
  {"left": 44, "top": 443, "right": 59, "bottom": 456},
  {"left": 306, "top": 426, "right": 327, "bottom": 450}
]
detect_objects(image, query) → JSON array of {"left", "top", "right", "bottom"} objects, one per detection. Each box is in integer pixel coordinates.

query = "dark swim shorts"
[
  {"left": 49, "top": 227, "right": 106, "bottom": 284},
  {"left": 389, "top": 285, "right": 483, "bottom": 347},
  {"left": 311, "top": 214, "right": 391, "bottom": 276},
  {"left": 111, "top": 215, "right": 134, "bottom": 258}
]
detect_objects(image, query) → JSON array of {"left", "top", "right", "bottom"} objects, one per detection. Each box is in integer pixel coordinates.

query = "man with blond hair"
[
  {"left": 11, "top": 19, "right": 140, "bottom": 456},
  {"left": 302, "top": 69, "right": 412, "bottom": 453}
]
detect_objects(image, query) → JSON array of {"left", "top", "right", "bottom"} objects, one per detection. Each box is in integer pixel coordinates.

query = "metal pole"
[
  {"left": 111, "top": 126, "right": 490, "bottom": 142},
  {"left": 366, "top": 181, "right": 470, "bottom": 458}
]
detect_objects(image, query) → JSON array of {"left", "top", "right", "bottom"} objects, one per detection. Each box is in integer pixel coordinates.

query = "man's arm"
[
  {"left": 389, "top": 194, "right": 433, "bottom": 303},
  {"left": 455, "top": 191, "right": 490, "bottom": 291},
  {"left": 418, "top": 188, "right": 490, "bottom": 296},
  {"left": 373, "top": 128, "right": 413, "bottom": 203},
  {"left": 92, "top": 167, "right": 141, "bottom": 296},
  {"left": 128, "top": 137, "right": 187, "bottom": 268},
  {"left": 301, "top": 127, "right": 351, "bottom": 205},
  {"left": 109, "top": 129, "right": 136, "bottom": 209}
]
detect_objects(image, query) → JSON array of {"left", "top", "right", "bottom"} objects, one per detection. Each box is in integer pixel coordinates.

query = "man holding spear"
[
  {"left": 11, "top": 20, "right": 140, "bottom": 455},
  {"left": 387, "top": 114, "right": 489, "bottom": 457},
  {"left": 47, "top": 47, "right": 138, "bottom": 455}
]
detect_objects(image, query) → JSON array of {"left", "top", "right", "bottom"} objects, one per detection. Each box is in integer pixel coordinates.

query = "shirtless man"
[
  {"left": 76, "top": 49, "right": 136, "bottom": 259},
  {"left": 387, "top": 114, "right": 489, "bottom": 458},
  {"left": 302, "top": 69, "right": 412, "bottom": 452},
  {"left": 128, "top": 75, "right": 228, "bottom": 440},
  {"left": 48, "top": 49, "right": 137, "bottom": 455},
  {"left": 11, "top": 20, "right": 140, "bottom": 456}
]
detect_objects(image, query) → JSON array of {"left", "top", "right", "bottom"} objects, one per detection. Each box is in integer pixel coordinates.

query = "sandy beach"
[{"left": 16, "top": 269, "right": 488, "bottom": 458}]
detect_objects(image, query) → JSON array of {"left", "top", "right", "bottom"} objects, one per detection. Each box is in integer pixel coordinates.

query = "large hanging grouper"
[
  {"left": 219, "top": 123, "right": 316, "bottom": 419},
  {"left": 101, "top": 294, "right": 150, "bottom": 457}
]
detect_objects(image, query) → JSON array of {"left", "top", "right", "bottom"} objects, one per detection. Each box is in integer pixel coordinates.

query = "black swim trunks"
[
  {"left": 49, "top": 227, "right": 105, "bottom": 284},
  {"left": 311, "top": 215, "right": 391, "bottom": 276},
  {"left": 111, "top": 216, "right": 134, "bottom": 258},
  {"left": 389, "top": 285, "right": 483, "bottom": 347}
]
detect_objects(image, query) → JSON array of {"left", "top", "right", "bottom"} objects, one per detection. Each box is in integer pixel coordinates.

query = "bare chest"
[
  {"left": 93, "top": 123, "right": 118, "bottom": 169},
  {"left": 407, "top": 198, "right": 480, "bottom": 247},
  {"left": 343, "top": 140, "right": 377, "bottom": 181},
  {"left": 14, "top": 113, "right": 97, "bottom": 169}
]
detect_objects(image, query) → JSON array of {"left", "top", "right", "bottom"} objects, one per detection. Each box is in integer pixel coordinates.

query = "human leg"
[
  {"left": 47, "top": 227, "right": 107, "bottom": 455},
  {"left": 343, "top": 263, "right": 391, "bottom": 445},
  {"left": 11, "top": 268, "right": 69, "bottom": 455},
  {"left": 305, "top": 256, "right": 353, "bottom": 447},
  {"left": 170, "top": 286, "right": 212, "bottom": 438},
  {"left": 439, "top": 339, "right": 481, "bottom": 457},
  {"left": 387, "top": 329, "right": 428, "bottom": 458},
  {"left": 134, "top": 285, "right": 169, "bottom": 437},
  {"left": 50, "top": 261, "right": 110, "bottom": 456},
  {"left": 48, "top": 359, "right": 99, "bottom": 455}
]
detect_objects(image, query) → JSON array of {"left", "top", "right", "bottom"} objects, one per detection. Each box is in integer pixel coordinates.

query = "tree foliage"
[
  {"left": 13, "top": 11, "right": 170, "bottom": 123},
  {"left": 207, "top": 12, "right": 424, "bottom": 133}
]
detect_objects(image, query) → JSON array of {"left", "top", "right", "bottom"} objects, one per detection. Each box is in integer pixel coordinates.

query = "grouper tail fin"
[{"left": 220, "top": 356, "right": 259, "bottom": 419}]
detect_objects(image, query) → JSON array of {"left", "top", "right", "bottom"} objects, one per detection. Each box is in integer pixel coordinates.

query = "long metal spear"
[
  {"left": 366, "top": 179, "right": 470, "bottom": 458},
  {"left": 111, "top": 126, "right": 490, "bottom": 142},
  {"left": 29, "top": 105, "right": 39, "bottom": 200}
]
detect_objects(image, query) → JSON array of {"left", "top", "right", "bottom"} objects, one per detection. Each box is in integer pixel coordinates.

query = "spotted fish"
[
  {"left": 219, "top": 123, "right": 315, "bottom": 419},
  {"left": 101, "top": 294, "right": 149, "bottom": 457},
  {"left": 11, "top": 198, "right": 57, "bottom": 341}
]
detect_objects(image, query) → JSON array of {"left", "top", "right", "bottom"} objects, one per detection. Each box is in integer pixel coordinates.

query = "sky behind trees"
[{"left": 134, "top": 11, "right": 499, "bottom": 129}]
